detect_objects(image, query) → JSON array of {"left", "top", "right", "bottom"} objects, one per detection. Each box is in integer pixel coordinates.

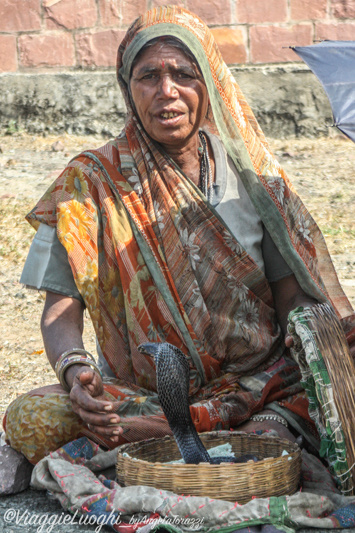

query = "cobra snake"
[{"left": 138, "top": 342, "right": 258, "bottom": 465}]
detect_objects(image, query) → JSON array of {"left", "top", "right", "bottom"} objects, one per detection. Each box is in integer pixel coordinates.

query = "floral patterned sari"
[{"left": 4, "top": 6, "right": 354, "bottom": 464}]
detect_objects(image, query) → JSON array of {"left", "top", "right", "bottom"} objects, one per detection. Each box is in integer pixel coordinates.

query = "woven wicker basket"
[
  {"left": 288, "top": 304, "right": 355, "bottom": 494},
  {"left": 116, "top": 431, "right": 301, "bottom": 503}
]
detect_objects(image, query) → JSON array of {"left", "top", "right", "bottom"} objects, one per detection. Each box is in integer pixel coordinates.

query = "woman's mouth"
[
  {"left": 161, "top": 111, "right": 180, "bottom": 119},
  {"left": 157, "top": 111, "right": 183, "bottom": 125}
]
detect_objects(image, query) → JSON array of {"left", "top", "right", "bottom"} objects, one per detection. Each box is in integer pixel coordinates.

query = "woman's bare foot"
[{"left": 237, "top": 409, "right": 296, "bottom": 442}]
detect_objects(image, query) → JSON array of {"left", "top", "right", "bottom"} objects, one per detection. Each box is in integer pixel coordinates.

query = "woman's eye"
[
  {"left": 138, "top": 72, "right": 159, "bottom": 81},
  {"left": 176, "top": 71, "right": 192, "bottom": 79}
]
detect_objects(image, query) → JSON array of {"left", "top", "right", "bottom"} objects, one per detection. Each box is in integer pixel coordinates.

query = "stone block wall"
[{"left": 0, "top": 0, "right": 355, "bottom": 72}]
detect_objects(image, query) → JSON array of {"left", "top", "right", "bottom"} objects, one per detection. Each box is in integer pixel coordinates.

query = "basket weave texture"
[
  {"left": 116, "top": 431, "right": 301, "bottom": 503},
  {"left": 288, "top": 304, "right": 355, "bottom": 495}
]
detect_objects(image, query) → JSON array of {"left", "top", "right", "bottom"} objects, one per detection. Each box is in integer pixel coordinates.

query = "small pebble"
[{"left": 51, "top": 141, "right": 65, "bottom": 152}]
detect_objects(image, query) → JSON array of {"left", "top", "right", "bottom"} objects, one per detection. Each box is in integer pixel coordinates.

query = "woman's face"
[{"left": 129, "top": 42, "right": 209, "bottom": 152}]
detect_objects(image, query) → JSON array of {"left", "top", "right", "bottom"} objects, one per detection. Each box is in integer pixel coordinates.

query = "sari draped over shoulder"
[{"left": 20, "top": 5, "right": 354, "bottom": 456}]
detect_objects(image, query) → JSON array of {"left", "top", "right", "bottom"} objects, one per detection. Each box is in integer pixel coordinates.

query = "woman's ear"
[
  {"left": 205, "top": 98, "right": 210, "bottom": 116},
  {"left": 127, "top": 81, "right": 138, "bottom": 115},
  {"left": 205, "top": 101, "right": 213, "bottom": 121}
]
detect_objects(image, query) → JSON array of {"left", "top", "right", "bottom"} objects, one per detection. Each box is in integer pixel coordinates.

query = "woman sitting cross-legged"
[{"left": 3, "top": 6, "right": 354, "bottom": 469}]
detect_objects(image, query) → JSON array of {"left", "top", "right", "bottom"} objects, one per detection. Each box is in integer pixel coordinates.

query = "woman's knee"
[{"left": 4, "top": 386, "right": 83, "bottom": 464}]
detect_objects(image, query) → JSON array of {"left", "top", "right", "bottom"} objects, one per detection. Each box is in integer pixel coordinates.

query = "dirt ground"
[{"left": 0, "top": 132, "right": 354, "bottom": 427}]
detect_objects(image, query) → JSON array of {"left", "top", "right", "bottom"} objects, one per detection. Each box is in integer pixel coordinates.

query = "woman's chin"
[{"left": 152, "top": 129, "right": 196, "bottom": 151}]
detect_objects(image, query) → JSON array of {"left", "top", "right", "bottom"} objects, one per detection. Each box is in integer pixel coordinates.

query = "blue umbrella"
[{"left": 292, "top": 41, "right": 355, "bottom": 143}]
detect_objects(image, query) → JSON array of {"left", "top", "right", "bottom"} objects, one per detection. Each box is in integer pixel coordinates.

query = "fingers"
[
  {"left": 86, "top": 423, "right": 124, "bottom": 438},
  {"left": 71, "top": 403, "right": 121, "bottom": 427},
  {"left": 71, "top": 369, "right": 115, "bottom": 410},
  {"left": 285, "top": 333, "right": 294, "bottom": 348},
  {"left": 70, "top": 382, "right": 110, "bottom": 412},
  {"left": 73, "top": 369, "right": 121, "bottom": 410},
  {"left": 70, "top": 384, "right": 122, "bottom": 422},
  {"left": 69, "top": 367, "right": 126, "bottom": 441},
  {"left": 71, "top": 396, "right": 125, "bottom": 441},
  {"left": 86, "top": 423, "right": 130, "bottom": 444},
  {"left": 76, "top": 368, "right": 104, "bottom": 395}
]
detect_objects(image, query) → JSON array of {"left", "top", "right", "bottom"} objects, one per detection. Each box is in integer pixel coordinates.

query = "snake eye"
[{"left": 137, "top": 343, "right": 157, "bottom": 358}]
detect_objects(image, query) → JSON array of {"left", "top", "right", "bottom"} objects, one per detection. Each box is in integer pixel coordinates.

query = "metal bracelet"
[
  {"left": 56, "top": 354, "right": 94, "bottom": 380},
  {"left": 54, "top": 348, "right": 95, "bottom": 374},
  {"left": 250, "top": 413, "right": 288, "bottom": 428}
]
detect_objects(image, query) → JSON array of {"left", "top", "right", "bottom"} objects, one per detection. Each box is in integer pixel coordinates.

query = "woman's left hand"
[
  {"left": 270, "top": 274, "right": 318, "bottom": 346},
  {"left": 272, "top": 277, "right": 355, "bottom": 359}
]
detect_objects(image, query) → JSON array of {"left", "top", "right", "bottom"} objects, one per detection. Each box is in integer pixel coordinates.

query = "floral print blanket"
[{"left": 31, "top": 436, "right": 355, "bottom": 532}]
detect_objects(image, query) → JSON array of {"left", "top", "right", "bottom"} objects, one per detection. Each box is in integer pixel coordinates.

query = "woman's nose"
[{"left": 159, "top": 75, "right": 178, "bottom": 97}]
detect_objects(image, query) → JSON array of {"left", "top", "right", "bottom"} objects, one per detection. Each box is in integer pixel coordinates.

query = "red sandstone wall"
[{"left": 0, "top": 0, "right": 354, "bottom": 72}]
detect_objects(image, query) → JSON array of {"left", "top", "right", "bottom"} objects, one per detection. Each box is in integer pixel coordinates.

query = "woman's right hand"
[
  {"left": 41, "top": 292, "right": 124, "bottom": 442},
  {"left": 68, "top": 366, "right": 123, "bottom": 442}
]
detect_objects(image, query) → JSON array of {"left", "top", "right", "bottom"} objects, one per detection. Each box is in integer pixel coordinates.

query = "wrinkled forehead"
[
  {"left": 131, "top": 39, "right": 198, "bottom": 75},
  {"left": 119, "top": 24, "right": 204, "bottom": 84}
]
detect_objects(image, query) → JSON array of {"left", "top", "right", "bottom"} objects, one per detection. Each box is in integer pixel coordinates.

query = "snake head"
[
  {"left": 138, "top": 342, "right": 160, "bottom": 359},
  {"left": 138, "top": 342, "right": 190, "bottom": 377}
]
